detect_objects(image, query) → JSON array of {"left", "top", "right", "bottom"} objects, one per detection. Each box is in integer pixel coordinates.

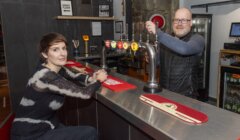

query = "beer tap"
[
  {"left": 139, "top": 22, "right": 142, "bottom": 43},
  {"left": 122, "top": 23, "right": 129, "bottom": 51},
  {"left": 146, "top": 34, "right": 150, "bottom": 44},
  {"left": 125, "top": 23, "right": 129, "bottom": 41},
  {"left": 118, "top": 23, "right": 124, "bottom": 54},
  {"left": 100, "top": 20, "right": 162, "bottom": 93},
  {"left": 82, "top": 35, "right": 89, "bottom": 57},
  {"left": 120, "top": 23, "right": 123, "bottom": 41},
  {"left": 155, "top": 21, "right": 159, "bottom": 46},
  {"left": 139, "top": 42, "right": 162, "bottom": 93},
  {"left": 155, "top": 22, "right": 158, "bottom": 43},
  {"left": 131, "top": 23, "right": 139, "bottom": 57},
  {"left": 132, "top": 23, "right": 135, "bottom": 42},
  {"left": 101, "top": 40, "right": 108, "bottom": 70}
]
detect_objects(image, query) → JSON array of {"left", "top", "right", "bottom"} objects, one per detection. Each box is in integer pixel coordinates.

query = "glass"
[
  {"left": 173, "top": 19, "right": 191, "bottom": 24},
  {"left": 72, "top": 39, "right": 79, "bottom": 57}
]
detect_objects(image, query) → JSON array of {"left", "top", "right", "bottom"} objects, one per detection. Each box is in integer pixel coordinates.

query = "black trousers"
[
  {"left": 39, "top": 125, "right": 97, "bottom": 140},
  {"left": 11, "top": 125, "right": 98, "bottom": 140}
]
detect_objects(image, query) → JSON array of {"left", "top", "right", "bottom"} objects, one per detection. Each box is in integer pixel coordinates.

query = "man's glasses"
[{"left": 173, "top": 19, "right": 191, "bottom": 24}]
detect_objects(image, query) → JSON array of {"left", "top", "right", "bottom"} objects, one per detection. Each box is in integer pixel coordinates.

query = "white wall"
[{"left": 181, "top": 0, "right": 240, "bottom": 99}]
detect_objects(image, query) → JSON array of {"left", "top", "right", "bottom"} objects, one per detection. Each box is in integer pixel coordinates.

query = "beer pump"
[
  {"left": 82, "top": 35, "right": 89, "bottom": 57},
  {"left": 101, "top": 20, "right": 162, "bottom": 93},
  {"left": 139, "top": 42, "right": 162, "bottom": 93}
]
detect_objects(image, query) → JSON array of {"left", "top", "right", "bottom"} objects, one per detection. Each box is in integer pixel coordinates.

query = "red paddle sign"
[
  {"left": 149, "top": 14, "right": 165, "bottom": 29},
  {"left": 140, "top": 94, "right": 208, "bottom": 125}
]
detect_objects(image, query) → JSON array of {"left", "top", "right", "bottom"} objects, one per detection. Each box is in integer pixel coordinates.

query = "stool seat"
[{"left": 0, "top": 113, "right": 14, "bottom": 140}]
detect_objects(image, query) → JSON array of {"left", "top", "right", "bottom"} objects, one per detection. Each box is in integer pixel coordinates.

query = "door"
[
  {"left": 219, "top": 67, "right": 240, "bottom": 114},
  {"left": 192, "top": 14, "right": 212, "bottom": 101},
  {"left": 0, "top": 13, "right": 12, "bottom": 125}
]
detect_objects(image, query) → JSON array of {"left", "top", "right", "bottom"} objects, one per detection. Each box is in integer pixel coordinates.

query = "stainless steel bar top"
[
  {"left": 75, "top": 53, "right": 125, "bottom": 60},
  {"left": 87, "top": 62, "right": 240, "bottom": 140}
]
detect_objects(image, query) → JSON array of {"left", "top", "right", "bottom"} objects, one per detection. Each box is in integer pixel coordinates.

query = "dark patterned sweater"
[
  {"left": 156, "top": 30, "right": 205, "bottom": 97},
  {"left": 11, "top": 64, "right": 101, "bottom": 137}
]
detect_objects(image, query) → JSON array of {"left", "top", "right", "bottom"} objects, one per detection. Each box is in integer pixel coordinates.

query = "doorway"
[{"left": 0, "top": 14, "right": 11, "bottom": 124}]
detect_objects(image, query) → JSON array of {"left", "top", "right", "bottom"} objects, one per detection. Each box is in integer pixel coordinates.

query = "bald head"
[{"left": 175, "top": 8, "right": 192, "bottom": 20}]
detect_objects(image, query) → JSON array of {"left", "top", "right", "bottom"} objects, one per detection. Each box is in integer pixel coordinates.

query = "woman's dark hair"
[{"left": 39, "top": 32, "right": 67, "bottom": 62}]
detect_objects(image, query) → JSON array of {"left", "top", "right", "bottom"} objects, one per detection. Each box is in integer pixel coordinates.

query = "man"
[{"left": 145, "top": 8, "right": 205, "bottom": 98}]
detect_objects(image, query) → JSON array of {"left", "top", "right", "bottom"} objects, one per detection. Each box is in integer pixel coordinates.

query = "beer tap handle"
[
  {"left": 155, "top": 22, "right": 159, "bottom": 45},
  {"left": 132, "top": 23, "right": 135, "bottom": 41},
  {"left": 126, "top": 23, "right": 129, "bottom": 41},
  {"left": 139, "top": 33, "right": 142, "bottom": 43},
  {"left": 120, "top": 23, "right": 123, "bottom": 41},
  {"left": 146, "top": 34, "right": 150, "bottom": 44}
]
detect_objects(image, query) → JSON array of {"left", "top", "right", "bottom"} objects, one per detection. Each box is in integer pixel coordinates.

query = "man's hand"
[{"left": 145, "top": 21, "right": 156, "bottom": 34}]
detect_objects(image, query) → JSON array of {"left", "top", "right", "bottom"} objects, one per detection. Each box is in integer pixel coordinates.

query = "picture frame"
[
  {"left": 115, "top": 21, "right": 123, "bottom": 33},
  {"left": 91, "top": 22, "right": 102, "bottom": 36},
  {"left": 60, "top": 0, "right": 73, "bottom": 16},
  {"left": 99, "top": 4, "right": 109, "bottom": 17}
]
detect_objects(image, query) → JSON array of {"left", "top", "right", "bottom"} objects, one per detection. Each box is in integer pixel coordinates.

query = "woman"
[{"left": 11, "top": 32, "right": 107, "bottom": 140}]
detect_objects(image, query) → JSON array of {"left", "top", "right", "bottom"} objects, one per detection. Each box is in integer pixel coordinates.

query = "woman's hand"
[
  {"left": 71, "top": 66, "right": 88, "bottom": 74},
  {"left": 95, "top": 69, "right": 108, "bottom": 82}
]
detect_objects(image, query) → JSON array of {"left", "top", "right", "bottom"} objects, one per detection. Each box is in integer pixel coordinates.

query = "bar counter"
[
  {"left": 74, "top": 53, "right": 125, "bottom": 60},
  {"left": 63, "top": 62, "right": 240, "bottom": 140}
]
